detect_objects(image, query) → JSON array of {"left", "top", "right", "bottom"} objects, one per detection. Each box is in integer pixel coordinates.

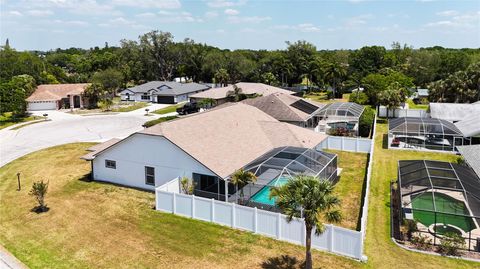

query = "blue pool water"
[{"left": 250, "top": 177, "right": 290, "bottom": 205}]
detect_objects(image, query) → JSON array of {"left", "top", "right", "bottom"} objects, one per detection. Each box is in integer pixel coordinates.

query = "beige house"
[{"left": 26, "top": 83, "right": 90, "bottom": 111}]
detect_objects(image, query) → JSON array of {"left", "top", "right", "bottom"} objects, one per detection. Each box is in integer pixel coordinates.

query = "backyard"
[
  {"left": 0, "top": 124, "right": 478, "bottom": 268},
  {"left": 303, "top": 92, "right": 350, "bottom": 103}
]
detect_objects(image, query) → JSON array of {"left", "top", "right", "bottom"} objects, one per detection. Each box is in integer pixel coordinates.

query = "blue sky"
[{"left": 1, "top": 0, "right": 479, "bottom": 51}]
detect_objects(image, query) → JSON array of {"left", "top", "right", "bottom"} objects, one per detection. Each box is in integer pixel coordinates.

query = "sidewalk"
[{"left": 0, "top": 245, "right": 27, "bottom": 269}]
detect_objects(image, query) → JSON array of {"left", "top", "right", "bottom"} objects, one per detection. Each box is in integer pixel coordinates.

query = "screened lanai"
[
  {"left": 389, "top": 117, "right": 471, "bottom": 152},
  {"left": 398, "top": 160, "right": 480, "bottom": 251},
  {"left": 228, "top": 146, "right": 337, "bottom": 210},
  {"left": 314, "top": 102, "right": 365, "bottom": 136}
]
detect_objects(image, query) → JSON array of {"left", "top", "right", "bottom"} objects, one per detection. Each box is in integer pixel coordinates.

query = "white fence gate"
[
  {"left": 156, "top": 186, "right": 363, "bottom": 260},
  {"left": 318, "top": 136, "right": 372, "bottom": 153}
]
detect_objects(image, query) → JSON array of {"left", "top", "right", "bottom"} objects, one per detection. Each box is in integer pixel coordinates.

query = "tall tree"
[{"left": 270, "top": 176, "right": 342, "bottom": 269}]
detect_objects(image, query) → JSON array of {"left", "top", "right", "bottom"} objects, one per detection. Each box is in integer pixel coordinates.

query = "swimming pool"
[{"left": 249, "top": 177, "right": 290, "bottom": 206}]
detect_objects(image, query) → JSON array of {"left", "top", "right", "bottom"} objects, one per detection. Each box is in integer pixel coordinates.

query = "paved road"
[{"left": 0, "top": 103, "right": 171, "bottom": 168}]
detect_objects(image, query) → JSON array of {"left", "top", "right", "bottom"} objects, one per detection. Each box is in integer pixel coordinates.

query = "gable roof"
[
  {"left": 416, "top": 88, "right": 429, "bottom": 97},
  {"left": 138, "top": 103, "right": 327, "bottom": 178},
  {"left": 123, "top": 81, "right": 210, "bottom": 96},
  {"left": 26, "top": 83, "right": 89, "bottom": 102},
  {"left": 455, "top": 115, "right": 480, "bottom": 137},
  {"left": 242, "top": 93, "right": 325, "bottom": 122},
  {"left": 190, "top": 82, "right": 295, "bottom": 100},
  {"left": 457, "top": 145, "right": 480, "bottom": 178},
  {"left": 428, "top": 102, "right": 480, "bottom": 122}
]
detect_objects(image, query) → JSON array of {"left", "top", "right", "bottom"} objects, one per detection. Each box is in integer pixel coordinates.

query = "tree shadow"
[
  {"left": 261, "top": 255, "right": 305, "bottom": 269},
  {"left": 78, "top": 173, "right": 92, "bottom": 182},
  {"left": 30, "top": 206, "right": 50, "bottom": 214},
  {"left": 382, "top": 134, "right": 389, "bottom": 149}
]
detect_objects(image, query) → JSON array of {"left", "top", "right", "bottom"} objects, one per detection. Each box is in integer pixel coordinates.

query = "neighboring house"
[
  {"left": 120, "top": 81, "right": 210, "bottom": 104},
  {"left": 412, "top": 88, "right": 429, "bottom": 103},
  {"left": 26, "top": 83, "right": 89, "bottom": 111},
  {"left": 81, "top": 103, "right": 330, "bottom": 201},
  {"left": 189, "top": 82, "right": 295, "bottom": 106},
  {"left": 428, "top": 102, "right": 480, "bottom": 122},
  {"left": 242, "top": 93, "right": 325, "bottom": 128},
  {"left": 457, "top": 144, "right": 480, "bottom": 178}
]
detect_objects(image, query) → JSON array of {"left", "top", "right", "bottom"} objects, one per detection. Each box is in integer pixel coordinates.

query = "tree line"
[{"left": 1, "top": 30, "right": 479, "bottom": 115}]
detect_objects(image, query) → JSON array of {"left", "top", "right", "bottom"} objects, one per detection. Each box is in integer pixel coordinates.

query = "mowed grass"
[
  {"left": 406, "top": 99, "right": 429, "bottom": 110},
  {"left": 0, "top": 143, "right": 360, "bottom": 269},
  {"left": 362, "top": 120, "right": 476, "bottom": 269},
  {"left": 153, "top": 103, "right": 184, "bottom": 115},
  {"left": 0, "top": 112, "right": 44, "bottom": 130},
  {"left": 111, "top": 102, "right": 149, "bottom": 112},
  {"left": 304, "top": 92, "right": 350, "bottom": 103},
  {"left": 326, "top": 150, "right": 368, "bottom": 231}
]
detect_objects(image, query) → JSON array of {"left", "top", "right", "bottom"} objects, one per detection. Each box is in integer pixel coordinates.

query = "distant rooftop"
[{"left": 124, "top": 81, "right": 210, "bottom": 96}]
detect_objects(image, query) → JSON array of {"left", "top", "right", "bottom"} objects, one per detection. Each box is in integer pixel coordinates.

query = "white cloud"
[
  {"left": 227, "top": 15, "right": 271, "bottom": 23},
  {"left": 26, "top": 9, "right": 54, "bottom": 16},
  {"left": 224, "top": 8, "right": 239, "bottom": 15},
  {"left": 207, "top": 0, "right": 246, "bottom": 8},
  {"left": 205, "top": 11, "right": 218, "bottom": 19},
  {"left": 111, "top": 0, "right": 181, "bottom": 9},
  {"left": 20, "top": 0, "right": 117, "bottom": 15},
  {"left": 426, "top": 11, "right": 479, "bottom": 29},
  {"left": 136, "top": 12, "right": 156, "bottom": 18},
  {"left": 436, "top": 10, "right": 459, "bottom": 16},
  {"left": 344, "top": 14, "right": 373, "bottom": 27},
  {"left": 155, "top": 11, "right": 199, "bottom": 23},
  {"left": 8, "top": 11, "right": 23, "bottom": 16},
  {"left": 53, "top": 19, "right": 89, "bottom": 26},
  {"left": 273, "top": 23, "right": 321, "bottom": 33}
]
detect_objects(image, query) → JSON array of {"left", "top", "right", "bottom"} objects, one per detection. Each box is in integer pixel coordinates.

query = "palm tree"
[
  {"left": 226, "top": 85, "right": 246, "bottom": 102},
  {"left": 214, "top": 68, "right": 230, "bottom": 87},
  {"left": 230, "top": 168, "right": 257, "bottom": 203},
  {"left": 270, "top": 175, "right": 341, "bottom": 269},
  {"left": 324, "top": 62, "right": 347, "bottom": 99}
]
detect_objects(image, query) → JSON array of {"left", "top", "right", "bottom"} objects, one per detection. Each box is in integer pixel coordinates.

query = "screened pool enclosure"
[
  {"left": 314, "top": 102, "right": 365, "bottom": 136},
  {"left": 398, "top": 160, "right": 480, "bottom": 251},
  {"left": 389, "top": 117, "right": 472, "bottom": 152},
  {"left": 228, "top": 146, "right": 338, "bottom": 211}
]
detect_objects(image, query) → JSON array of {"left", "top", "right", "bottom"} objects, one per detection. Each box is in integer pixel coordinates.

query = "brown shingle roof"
[
  {"left": 242, "top": 93, "right": 325, "bottom": 122},
  {"left": 139, "top": 103, "right": 327, "bottom": 178},
  {"left": 81, "top": 138, "right": 121, "bottom": 160},
  {"left": 26, "top": 83, "right": 89, "bottom": 101},
  {"left": 190, "top": 82, "right": 295, "bottom": 100}
]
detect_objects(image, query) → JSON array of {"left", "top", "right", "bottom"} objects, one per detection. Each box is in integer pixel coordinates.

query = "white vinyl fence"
[
  {"left": 318, "top": 136, "right": 372, "bottom": 153},
  {"left": 378, "top": 106, "right": 428, "bottom": 118},
  {"left": 156, "top": 186, "right": 363, "bottom": 260}
]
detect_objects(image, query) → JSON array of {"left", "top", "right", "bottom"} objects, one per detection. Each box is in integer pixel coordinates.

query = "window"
[
  {"left": 145, "top": 166, "right": 155, "bottom": 185},
  {"left": 141, "top": 93, "right": 150, "bottom": 100},
  {"left": 105, "top": 160, "right": 116, "bottom": 169}
]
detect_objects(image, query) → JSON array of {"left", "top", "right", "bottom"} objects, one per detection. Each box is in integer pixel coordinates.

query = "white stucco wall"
[{"left": 92, "top": 134, "right": 217, "bottom": 190}]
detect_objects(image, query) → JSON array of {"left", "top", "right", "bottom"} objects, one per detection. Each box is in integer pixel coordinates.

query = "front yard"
[
  {"left": 0, "top": 112, "right": 45, "bottom": 130},
  {"left": 0, "top": 143, "right": 359, "bottom": 269}
]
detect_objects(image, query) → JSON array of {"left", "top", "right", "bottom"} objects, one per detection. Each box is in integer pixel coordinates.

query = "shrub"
[
  {"left": 358, "top": 106, "right": 375, "bottom": 137},
  {"left": 180, "top": 176, "right": 195, "bottom": 195},
  {"left": 411, "top": 234, "right": 431, "bottom": 250},
  {"left": 437, "top": 232, "right": 465, "bottom": 256},
  {"left": 400, "top": 219, "right": 418, "bottom": 241},
  {"left": 29, "top": 180, "right": 49, "bottom": 212},
  {"left": 326, "top": 90, "right": 334, "bottom": 100},
  {"left": 349, "top": 91, "right": 369, "bottom": 105},
  {"left": 143, "top": 116, "right": 178, "bottom": 128}
]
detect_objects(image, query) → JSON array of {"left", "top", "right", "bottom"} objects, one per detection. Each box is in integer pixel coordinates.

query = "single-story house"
[
  {"left": 428, "top": 102, "right": 480, "bottom": 122},
  {"left": 81, "top": 103, "right": 330, "bottom": 202},
  {"left": 189, "top": 82, "right": 295, "bottom": 106},
  {"left": 242, "top": 93, "right": 325, "bottom": 128},
  {"left": 412, "top": 88, "right": 429, "bottom": 103},
  {"left": 120, "top": 81, "right": 210, "bottom": 104},
  {"left": 457, "top": 144, "right": 480, "bottom": 178},
  {"left": 26, "top": 83, "right": 89, "bottom": 111}
]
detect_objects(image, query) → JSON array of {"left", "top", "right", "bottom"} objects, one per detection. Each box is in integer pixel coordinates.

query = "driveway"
[{"left": 0, "top": 103, "right": 174, "bottom": 167}]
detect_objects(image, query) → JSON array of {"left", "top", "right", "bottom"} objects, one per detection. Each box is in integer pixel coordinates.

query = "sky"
[{"left": 1, "top": 0, "right": 479, "bottom": 51}]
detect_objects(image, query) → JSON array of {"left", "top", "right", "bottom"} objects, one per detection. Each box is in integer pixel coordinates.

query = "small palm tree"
[
  {"left": 180, "top": 176, "right": 195, "bottom": 195},
  {"left": 270, "top": 175, "right": 341, "bottom": 269},
  {"left": 230, "top": 169, "right": 257, "bottom": 203},
  {"left": 226, "top": 85, "right": 246, "bottom": 102},
  {"left": 29, "top": 180, "right": 49, "bottom": 212}
]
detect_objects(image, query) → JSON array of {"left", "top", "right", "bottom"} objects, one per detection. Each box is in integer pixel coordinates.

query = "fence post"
[
  {"left": 232, "top": 203, "right": 236, "bottom": 228},
  {"left": 172, "top": 192, "right": 176, "bottom": 214},
  {"left": 211, "top": 198, "right": 215, "bottom": 222},
  {"left": 277, "top": 213, "right": 281, "bottom": 239},
  {"left": 254, "top": 207, "right": 258, "bottom": 233},
  {"left": 191, "top": 194, "right": 195, "bottom": 218},
  {"left": 328, "top": 224, "right": 334, "bottom": 252}
]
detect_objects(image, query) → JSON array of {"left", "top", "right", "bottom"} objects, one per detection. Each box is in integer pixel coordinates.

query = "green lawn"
[
  {"left": 0, "top": 112, "right": 45, "bottom": 130},
  {"left": 153, "top": 103, "right": 184, "bottom": 115},
  {"left": 111, "top": 102, "right": 148, "bottom": 112},
  {"left": 363, "top": 120, "right": 475, "bottom": 269},
  {"left": 0, "top": 143, "right": 359, "bottom": 269},
  {"left": 326, "top": 150, "right": 368, "bottom": 231},
  {"left": 304, "top": 92, "right": 350, "bottom": 103},
  {"left": 406, "top": 99, "right": 429, "bottom": 110}
]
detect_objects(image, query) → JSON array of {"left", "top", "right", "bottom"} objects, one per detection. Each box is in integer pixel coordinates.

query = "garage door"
[
  {"left": 156, "top": 96, "right": 175, "bottom": 104},
  {"left": 28, "top": 101, "right": 57, "bottom": 111}
]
